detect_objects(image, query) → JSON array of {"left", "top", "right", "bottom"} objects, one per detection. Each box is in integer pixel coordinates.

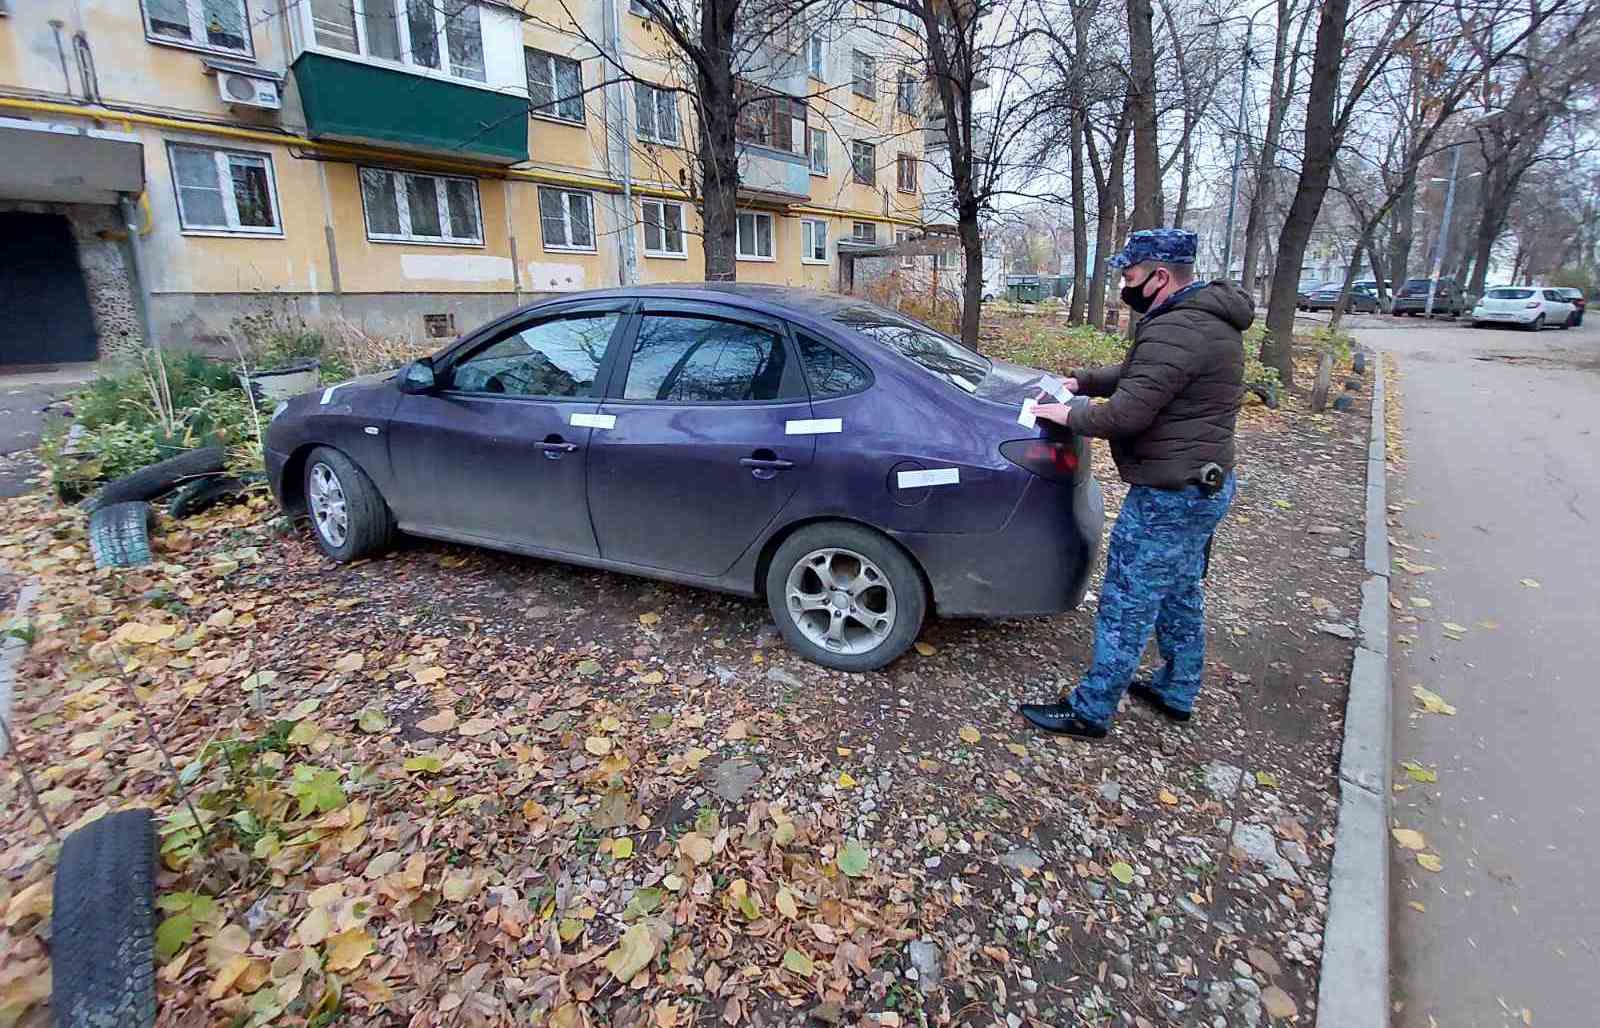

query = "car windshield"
[
  {"left": 1403, "top": 278, "right": 1431, "bottom": 290},
  {"left": 1487, "top": 288, "right": 1534, "bottom": 299},
  {"left": 829, "top": 306, "right": 991, "bottom": 394}
]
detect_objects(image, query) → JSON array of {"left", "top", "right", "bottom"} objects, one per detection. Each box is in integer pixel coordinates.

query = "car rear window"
[
  {"left": 828, "top": 306, "right": 990, "bottom": 394},
  {"left": 1403, "top": 278, "right": 1431, "bottom": 289},
  {"left": 1487, "top": 288, "right": 1534, "bottom": 299}
]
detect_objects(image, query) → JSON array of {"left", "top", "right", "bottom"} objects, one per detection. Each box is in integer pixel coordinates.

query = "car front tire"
[
  {"left": 303, "top": 446, "right": 394, "bottom": 562},
  {"left": 765, "top": 522, "right": 927, "bottom": 672}
]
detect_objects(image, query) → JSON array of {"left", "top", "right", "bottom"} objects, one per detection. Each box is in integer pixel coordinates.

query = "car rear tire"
[
  {"left": 1528, "top": 315, "right": 1545, "bottom": 332},
  {"left": 303, "top": 446, "right": 393, "bottom": 562},
  {"left": 765, "top": 522, "right": 927, "bottom": 672}
]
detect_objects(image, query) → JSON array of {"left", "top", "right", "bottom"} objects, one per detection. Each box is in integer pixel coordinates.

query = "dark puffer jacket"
[{"left": 1068, "top": 281, "right": 1252, "bottom": 489}]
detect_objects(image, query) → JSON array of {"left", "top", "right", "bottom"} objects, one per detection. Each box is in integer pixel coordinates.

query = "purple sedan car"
[{"left": 265, "top": 286, "right": 1104, "bottom": 670}]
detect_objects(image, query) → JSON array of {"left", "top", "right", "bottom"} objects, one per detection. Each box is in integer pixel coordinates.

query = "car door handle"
[
  {"left": 739, "top": 457, "right": 795, "bottom": 470},
  {"left": 537, "top": 442, "right": 580, "bottom": 453}
]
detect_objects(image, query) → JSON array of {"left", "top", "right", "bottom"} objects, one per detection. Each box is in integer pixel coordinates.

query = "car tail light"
[
  {"left": 1525, "top": 301, "right": 1541, "bottom": 308},
  {"left": 1001, "top": 438, "right": 1079, "bottom": 481}
]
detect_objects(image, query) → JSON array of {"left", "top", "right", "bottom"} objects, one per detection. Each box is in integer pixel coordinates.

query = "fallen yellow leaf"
[
  {"left": 585, "top": 736, "right": 614, "bottom": 756},
  {"left": 958, "top": 726, "right": 981, "bottom": 744},
  {"left": 416, "top": 708, "right": 457, "bottom": 733},
  {"left": 678, "top": 832, "right": 714, "bottom": 865},
  {"left": 775, "top": 887, "right": 799, "bottom": 919},
  {"left": 914, "top": 641, "right": 936, "bottom": 656},
  {"left": 613, "top": 838, "right": 635, "bottom": 860},
  {"left": 414, "top": 666, "right": 447, "bottom": 685},
  {"left": 335, "top": 652, "right": 365, "bottom": 673},
  {"left": 639, "top": 612, "right": 661, "bottom": 625},
  {"left": 604, "top": 922, "right": 657, "bottom": 982},
  {"left": 1520, "top": 578, "right": 1541, "bottom": 589},
  {"left": 837, "top": 771, "right": 858, "bottom": 789},
  {"left": 457, "top": 717, "right": 496, "bottom": 737},
  {"left": 1391, "top": 828, "right": 1426, "bottom": 851},
  {"left": 324, "top": 927, "right": 374, "bottom": 971},
  {"left": 1411, "top": 685, "right": 1457, "bottom": 716},
  {"left": 1416, "top": 852, "right": 1443, "bottom": 872},
  {"left": 1158, "top": 789, "right": 1179, "bottom": 806}
]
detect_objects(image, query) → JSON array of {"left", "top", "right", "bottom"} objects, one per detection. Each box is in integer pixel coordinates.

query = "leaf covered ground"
[{"left": 1, "top": 356, "right": 1371, "bottom": 1028}]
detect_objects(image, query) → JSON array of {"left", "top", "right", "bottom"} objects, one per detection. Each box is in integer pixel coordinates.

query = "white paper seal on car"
[
  {"left": 1017, "top": 398, "right": 1038, "bottom": 428},
  {"left": 897, "top": 467, "right": 960, "bottom": 489},
  {"left": 785, "top": 418, "right": 843, "bottom": 435},
  {"left": 570, "top": 413, "right": 616, "bottom": 430}
]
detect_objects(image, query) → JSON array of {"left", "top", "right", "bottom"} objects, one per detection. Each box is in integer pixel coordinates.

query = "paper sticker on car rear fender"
[
  {"left": 1018, "top": 398, "right": 1037, "bottom": 428},
  {"left": 785, "top": 418, "right": 843, "bottom": 435},
  {"left": 570, "top": 413, "right": 616, "bottom": 430},
  {"left": 897, "top": 468, "right": 960, "bottom": 489}
]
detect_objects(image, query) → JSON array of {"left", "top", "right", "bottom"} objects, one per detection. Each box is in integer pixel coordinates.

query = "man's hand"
[
  {"left": 1063, "top": 376, "right": 1080, "bottom": 394},
  {"left": 1032, "top": 397, "right": 1072, "bottom": 426}
]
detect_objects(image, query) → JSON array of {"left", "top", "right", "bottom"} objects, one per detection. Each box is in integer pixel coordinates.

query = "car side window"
[
  {"left": 622, "top": 314, "right": 793, "bottom": 402},
  {"left": 796, "top": 331, "right": 871, "bottom": 396},
  {"left": 1544, "top": 290, "right": 1563, "bottom": 301},
  {"left": 448, "top": 313, "right": 619, "bottom": 397}
]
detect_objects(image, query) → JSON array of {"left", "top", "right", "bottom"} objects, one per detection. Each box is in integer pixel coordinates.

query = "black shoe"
[
  {"left": 1127, "top": 679, "right": 1192, "bottom": 723},
  {"left": 1018, "top": 702, "right": 1108, "bottom": 738}
]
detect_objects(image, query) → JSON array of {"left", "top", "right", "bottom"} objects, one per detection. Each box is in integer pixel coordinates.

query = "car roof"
[{"left": 535, "top": 283, "right": 887, "bottom": 323}]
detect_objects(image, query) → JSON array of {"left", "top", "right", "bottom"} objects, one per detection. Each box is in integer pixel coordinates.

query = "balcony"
[
  {"left": 290, "top": 52, "right": 528, "bottom": 164},
  {"left": 737, "top": 146, "right": 811, "bottom": 203}
]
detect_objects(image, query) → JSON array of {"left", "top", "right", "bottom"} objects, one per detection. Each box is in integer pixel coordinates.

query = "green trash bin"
[{"left": 1008, "top": 276, "right": 1044, "bottom": 304}]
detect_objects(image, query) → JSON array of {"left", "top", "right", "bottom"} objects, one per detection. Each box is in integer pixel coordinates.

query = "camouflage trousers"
[{"left": 1065, "top": 475, "right": 1237, "bottom": 728}]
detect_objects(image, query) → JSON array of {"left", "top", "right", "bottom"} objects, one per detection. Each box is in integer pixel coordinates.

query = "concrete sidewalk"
[{"left": 0, "top": 364, "right": 95, "bottom": 497}]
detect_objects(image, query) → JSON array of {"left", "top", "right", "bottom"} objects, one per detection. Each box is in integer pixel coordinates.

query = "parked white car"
[{"left": 1469, "top": 286, "right": 1578, "bottom": 330}]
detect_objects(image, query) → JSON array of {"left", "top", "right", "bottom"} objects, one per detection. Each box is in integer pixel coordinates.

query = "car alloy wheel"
[
  {"left": 784, "top": 547, "right": 897, "bottom": 656},
  {"left": 307, "top": 462, "right": 350, "bottom": 548}
]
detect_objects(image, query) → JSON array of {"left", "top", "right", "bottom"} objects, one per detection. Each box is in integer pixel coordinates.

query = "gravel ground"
[{"left": 0, "top": 361, "right": 1372, "bottom": 1027}]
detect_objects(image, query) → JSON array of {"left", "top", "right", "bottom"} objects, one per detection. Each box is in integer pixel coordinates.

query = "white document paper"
[
  {"left": 570, "top": 412, "right": 616, "bottom": 430},
  {"left": 1018, "top": 397, "right": 1038, "bottom": 428},
  {"left": 897, "top": 467, "right": 961, "bottom": 489},
  {"left": 785, "top": 418, "right": 843, "bottom": 435}
]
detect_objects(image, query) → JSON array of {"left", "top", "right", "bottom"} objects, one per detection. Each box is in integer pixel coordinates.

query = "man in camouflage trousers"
[{"left": 1019, "top": 229, "right": 1254, "bottom": 739}]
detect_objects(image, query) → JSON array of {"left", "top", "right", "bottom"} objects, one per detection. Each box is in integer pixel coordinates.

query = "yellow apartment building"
[{"left": 0, "top": 0, "right": 930, "bottom": 366}]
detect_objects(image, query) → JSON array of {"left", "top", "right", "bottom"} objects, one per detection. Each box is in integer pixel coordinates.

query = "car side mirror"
[{"left": 399, "top": 358, "right": 437, "bottom": 395}]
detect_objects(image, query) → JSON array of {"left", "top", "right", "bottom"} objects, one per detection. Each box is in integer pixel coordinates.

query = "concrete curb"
[
  {"left": 0, "top": 578, "right": 41, "bottom": 757},
  {"left": 1317, "top": 353, "right": 1391, "bottom": 1027}
]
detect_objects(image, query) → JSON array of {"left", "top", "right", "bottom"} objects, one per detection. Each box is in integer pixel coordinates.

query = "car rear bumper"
[
  {"left": 895, "top": 473, "right": 1104, "bottom": 617},
  {"left": 1472, "top": 310, "right": 1538, "bottom": 323}
]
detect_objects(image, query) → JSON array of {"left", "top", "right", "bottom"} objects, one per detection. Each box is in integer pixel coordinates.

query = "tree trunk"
[
  {"left": 1067, "top": 5, "right": 1091, "bottom": 324},
  {"left": 1466, "top": 184, "right": 1513, "bottom": 297},
  {"left": 1386, "top": 170, "right": 1416, "bottom": 302},
  {"left": 959, "top": 203, "right": 983, "bottom": 346},
  {"left": 1329, "top": 237, "right": 1365, "bottom": 330},
  {"left": 697, "top": 0, "right": 739, "bottom": 281},
  {"left": 1263, "top": 0, "right": 1350, "bottom": 388},
  {"left": 1128, "top": 0, "right": 1161, "bottom": 228},
  {"left": 1240, "top": 0, "right": 1299, "bottom": 298},
  {"left": 1174, "top": 142, "right": 1193, "bottom": 230},
  {"left": 1085, "top": 108, "right": 1131, "bottom": 331}
]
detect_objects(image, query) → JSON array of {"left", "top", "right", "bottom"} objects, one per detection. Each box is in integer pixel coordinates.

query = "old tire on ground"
[
  {"left": 83, "top": 446, "right": 224, "bottom": 514},
  {"left": 765, "top": 521, "right": 927, "bottom": 672},
  {"left": 168, "top": 475, "right": 245, "bottom": 519},
  {"left": 303, "top": 446, "right": 394, "bottom": 562},
  {"left": 51, "top": 810, "right": 157, "bottom": 1028},
  {"left": 88, "top": 501, "right": 153, "bottom": 568}
]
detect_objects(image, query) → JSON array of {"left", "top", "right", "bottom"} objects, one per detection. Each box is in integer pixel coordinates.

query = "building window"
[
  {"left": 936, "top": 249, "right": 959, "bottom": 270},
  {"left": 808, "top": 128, "right": 829, "bottom": 175},
  {"left": 359, "top": 167, "right": 482, "bottom": 244},
  {"left": 642, "top": 199, "right": 687, "bottom": 257},
  {"left": 852, "top": 51, "right": 876, "bottom": 99},
  {"left": 897, "top": 153, "right": 917, "bottom": 193},
  {"left": 635, "top": 83, "right": 679, "bottom": 144},
  {"left": 897, "top": 72, "right": 917, "bottom": 115},
  {"left": 897, "top": 229, "right": 916, "bottom": 268},
  {"left": 852, "top": 221, "right": 877, "bottom": 244},
  {"left": 537, "top": 188, "right": 596, "bottom": 251},
  {"left": 143, "top": 0, "right": 252, "bottom": 56},
  {"left": 309, "top": 0, "right": 485, "bottom": 81},
  {"left": 807, "top": 34, "right": 826, "bottom": 79},
  {"left": 167, "top": 143, "right": 281, "bottom": 235},
  {"left": 736, "top": 87, "right": 808, "bottom": 156},
  {"left": 801, "top": 219, "right": 828, "bottom": 264},
  {"left": 527, "top": 49, "right": 585, "bottom": 123},
  {"left": 851, "top": 140, "right": 876, "bottom": 186},
  {"left": 737, "top": 211, "right": 775, "bottom": 260}
]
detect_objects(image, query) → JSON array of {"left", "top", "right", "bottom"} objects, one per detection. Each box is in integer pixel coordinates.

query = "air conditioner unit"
[{"left": 216, "top": 70, "right": 281, "bottom": 111}]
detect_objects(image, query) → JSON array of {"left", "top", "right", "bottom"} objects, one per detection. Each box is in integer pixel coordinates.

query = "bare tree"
[
  {"left": 1128, "top": 0, "right": 1162, "bottom": 227},
  {"left": 1239, "top": 0, "right": 1312, "bottom": 298}
]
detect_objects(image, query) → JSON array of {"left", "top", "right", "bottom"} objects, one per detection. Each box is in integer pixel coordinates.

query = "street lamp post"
[
  {"left": 1423, "top": 146, "right": 1462, "bottom": 318},
  {"left": 1220, "top": 18, "right": 1254, "bottom": 282}
]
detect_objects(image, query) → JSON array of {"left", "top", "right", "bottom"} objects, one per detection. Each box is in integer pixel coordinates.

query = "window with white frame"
[
  {"left": 851, "top": 140, "right": 876, "bottom": 186},
  {"left": 808, "top": 128, "right": 828, "bottom": 175},
  {"left": 737, "top": 211, "right": 775, "bottom": 260},
  {"left": 807, "top": 34, "right": 826, "bottom": 79},
  {"left": 143, "top": 0, "right": 252, "bottom": 56},
  {"left": 897, "top": 229, "right": 916, "bottom": 268},
  {"left": 359, "top": 167, "right": 482, "bottom": 244},
  {"left": 309, "top": 0, "right": 485, "bottom": 82},
  {"left": 527, "top": 49, "right": 585, "bottom": 123},
  {"left": 635, "top": 83, "right": 679, "bottom": 144},
  {"left": 936, "top": 249, "right": 958, "bottom": 270},
  {"left": 642, "top": 199, "right": 687, "bottom": 257},
  {"left": 851, "top": 221, "right": 877, "bottom": 244},
  {"left": 801, "top": 219, "right": 828, "bottom": 264},
  {"left": 852, "top": 51, "right": 876, "bottom": 99},
  {"left": 167, "top": 143, "right": 281, "bottom": 235},
  {"left": 538, "top": 187, "right": 596, "bottom": 251}
]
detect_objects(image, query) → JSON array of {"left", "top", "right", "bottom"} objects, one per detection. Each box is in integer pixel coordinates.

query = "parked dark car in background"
[
  {"left": 1554, "top": 287, "right": 1586, "bottom": 326},
  {"left": 1296, "top": 282, "right": 1335, "bottom": 310},
  {"left": 1391, "top": 277, "right": 1467, "bottom": 317},
  {"left": 265, "top": 286, "right": 1105, "bottom": 671},
  {"left": 1303, "top": 283, "right": 1383, "bottom": 313}
]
